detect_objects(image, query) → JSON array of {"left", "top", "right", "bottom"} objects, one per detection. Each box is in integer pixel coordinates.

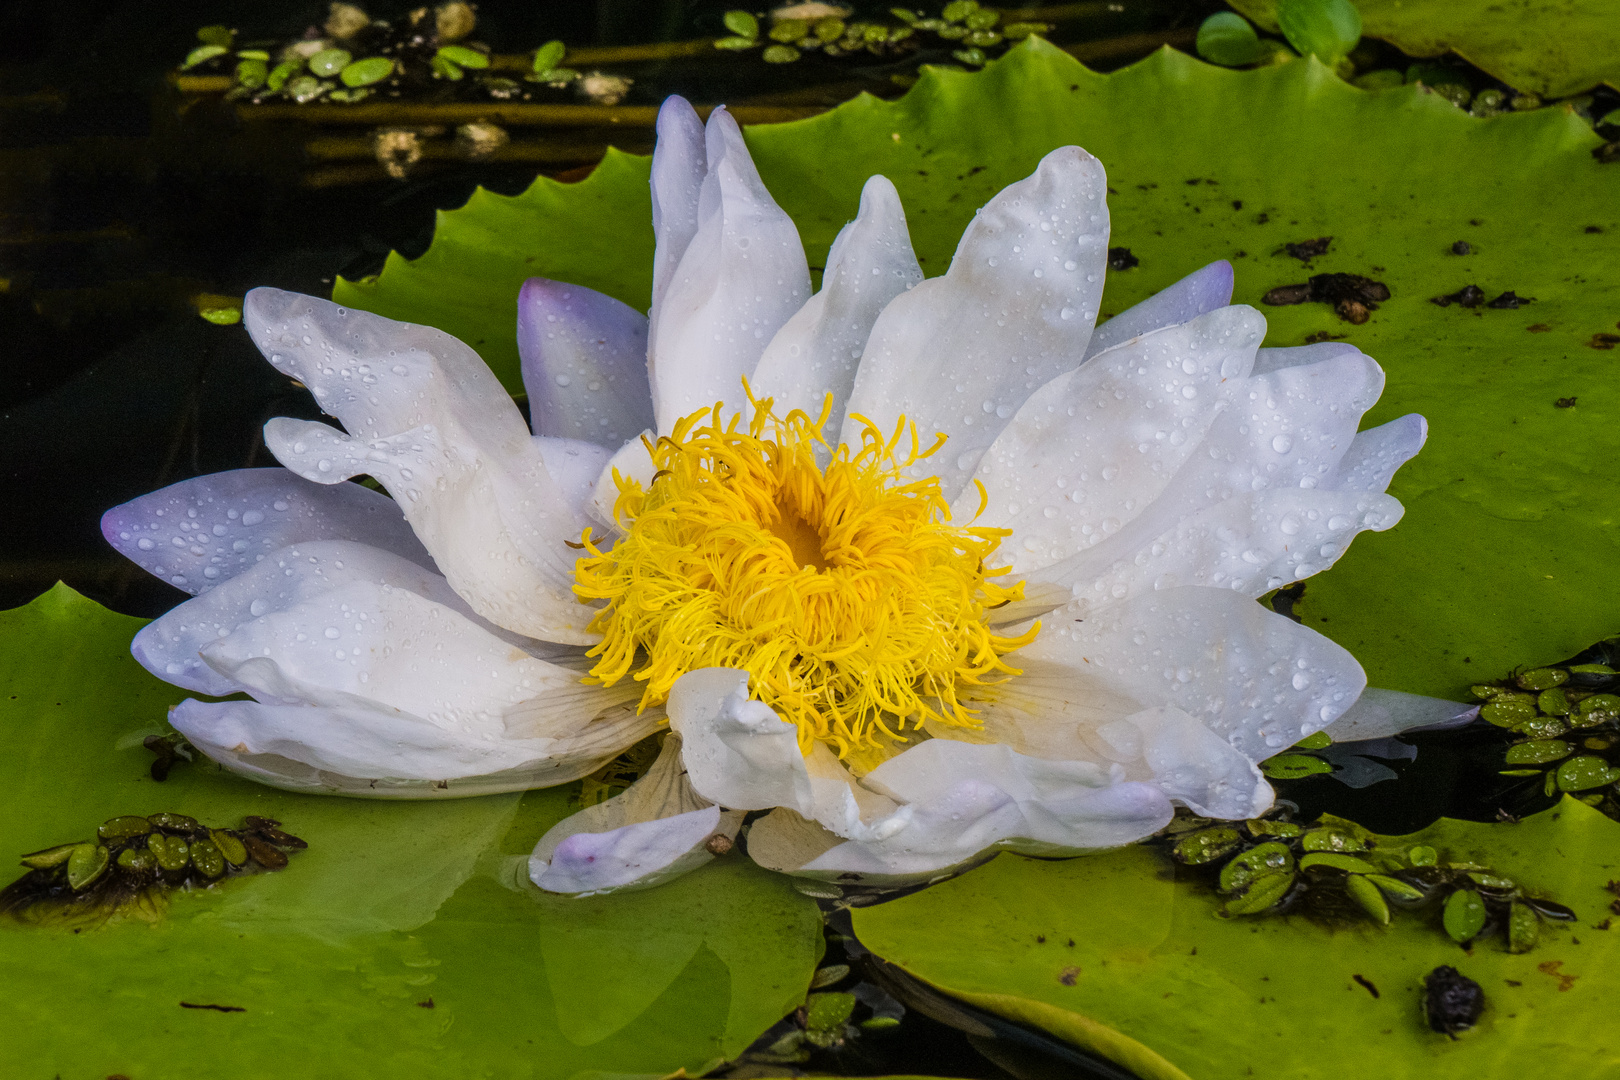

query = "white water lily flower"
[{"left": 104, "top": 96, "right": 1427, "bottom": 888}]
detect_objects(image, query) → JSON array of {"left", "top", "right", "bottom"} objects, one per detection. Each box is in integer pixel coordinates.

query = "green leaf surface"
[
  {"left": 335, "top": 40, "right": 1620, "bottom": 706},
  {"left": 0, "top": 585, "right": 821, "bottom": 1079},
  {"left": 854, "top": 797, "right": 1620, "bottom": 1079},
  {"left": 1230, "top": 0, "right": 1620, "bottom": 96}
]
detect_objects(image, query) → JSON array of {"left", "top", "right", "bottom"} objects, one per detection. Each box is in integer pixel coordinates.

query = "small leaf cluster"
[
  {"left": 1196, "top": 0, "right": 1359, "bottom": 69},
  {"left": 716, "top": 2, "right": 1049, "bottom": 69},
  {"left": 2, "top": 813, "right": 307, "bottom": 924},
  {"left": 1479, "top": 642, "right": 1620, "bottom": 816},
  {"left": 1257, "top": 728, "right": 1335, "bottom": 780},
  {"left": 1164, "top": 812, "right": 1575, "bottom": 952},
  {"left": 732, "top": 959, "right": 903, "bottom": 1068}
]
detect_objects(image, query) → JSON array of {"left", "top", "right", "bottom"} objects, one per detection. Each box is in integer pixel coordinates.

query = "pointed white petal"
[
  {"left": 961, "top": 306, "right": 1262, "bottom": 575},
  {"left": 247, "top": 288, "right": 597, "bottom": 643},
  {"left": 751, "top": 175, "right": 923, "bottom": 431},
  {"left": 131, "top": 538, "right": 534, "bottom": 698},
  {"left": 1325, "top": 413, "right": 1427, "bottom": 492},
  {"left": 648, "top": 95, "right": 708, "bottom": 375},
  {"left": 1322, "top": 688, "right": 1474, "bottom": 742},
  {"left": 1126, "top": 705, "right": 1271, "bottom": 819},
  {"left": 1083, "top": 260, "right": 1234, "bottom": 359},
  {"left": 665, "top": 667, "right": 814, "bottom": 814},
  {"left": 840, "top": 146, "right": 1110, "bottom": 500},
  {"left": 517, "top": 278, "right": 653, "bottom": 448},
  {"left": 100, "top": 468, "right": 431, "bottom": 594},
  {"left": 199, "top": 579, "right": 583, "bottom": 737},
  {"left": 533, "top": 436, "right": 612, "bottom": 524},
  {"left": 1250, "top": 339, "right": 1360, "bottom": 376},
  {"left": 1031, "top": 585, "right": 1366, "bottom": 761},
  {"left": 649, "top": 107, "right": 810, "bottom": 430}
]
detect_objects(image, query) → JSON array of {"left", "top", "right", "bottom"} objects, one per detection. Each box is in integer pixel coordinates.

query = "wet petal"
[
  {"left": 751, "top": 175, "right": 923, "bottom": 433},
  {"left": 247, "top": 287, "right": 597, "bottom": 643},
  {"left": 517, "top": 278, "right": 653, "bottom": 448},
  {"left": 1250, "top": 339, "right": 1360, "bottom": 376},
  {"left": 1325, "top": 413, "right": 1428, "bottom": 492},
  {"left": 962, "top": 305, "right": 1262, "bottom": 575},
  {"left": 1030, "top": 585, "right": 1366, "bottom": 761},
  {"left": 101, "top": 468, "right": 431, "bottom": 594},
  {"left": 649, "top": 107, "right": 810, "bottom": 430},
  {"left": 1083, "top": 260, "right": 1233, "bottom": 359},
  {"left": 842, "top": 146, "right": 1110, "bottom": 500},
  {"left": 131, "top": 539, "right": 546, "bottom": 698},
  {"left": 665, "top": 667, "right": 814, "bottom": 814},
  {"left": 648, "top": 95, "right": 707, "bottom": 366},
  {"left": 1322, "top": 688, "right": 1474, "bottom": 741},
  {"left": 1126, "top": 705, "right": 1271, "bottom": 819},
  {"left": 533, "top": 436, "right": 612, "bottom": 523}
]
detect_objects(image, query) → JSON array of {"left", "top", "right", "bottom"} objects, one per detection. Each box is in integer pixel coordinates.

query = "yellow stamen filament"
[{"left": 572, "top": 392, "right": 1038, "bottom": 758}]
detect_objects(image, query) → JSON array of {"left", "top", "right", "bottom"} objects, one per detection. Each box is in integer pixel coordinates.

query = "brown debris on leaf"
[
  {"left": 1262, "top": 273, "right": 1389, "bottom": 323},
  {"left": 1431, "top": 284, "right": 1486, "bottom": 308},
  {"left": 1283, "top": 236, "right": 1333, "bottom": 262},
  {"left": 1107, "top": 246, "right": 1139, "bottom": 271},
  {"left": 1487, "top": 291, "right": 1533, "bottom": 309}
]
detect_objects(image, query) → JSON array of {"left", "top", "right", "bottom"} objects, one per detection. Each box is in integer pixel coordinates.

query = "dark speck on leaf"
[
  {"left": 1431, "top": 284, "right": 1486, "bottom": 308},
  {"left": 1586, "top": 225, "right": 1604, "bottom": 233},
  {"left": 1556, "top": 397, "right": 1578, "bottom": 408},
  {"left": 181, "top": 1002, "right": 246, "bottom": 1012},
  {"left": 1588, "top": 333, "right": 1620, "bottom": 350},
  {"left": 1264, "top": 274, "right": 1388, "bottom": 322},
  {"left": 1255, "top": 212, "right": 1269, "bottom": 224},
  {"left": 1263, "top": 283, "right": 1313, "bottom": 306},
  {"left": 1469, "top": 218, "right": 1484, "bottom": 226},
  {"left": 1107, "top": 247, "right": 1138, "bottom": 271},
  {"left": 1451, "top": 240, "right": 1472, "bottom": 255},
  {"left": 1424, "top": 966, "right": 1485, "bottom": 1036},
  {"left": 1232, "top": 200, "right": 1243, "bottom": 210},
  {"left": 1284, "top": 236, "right": 1332, "bottom": 262},
  {"left": 1487, "top": 291, "right": 1532, "bottom": 309},
  {"left": 1059, "top": 966, "right": 1080, "bottom": 986},
  {"left": 417, "top": 998, "right": 435, "bottom": 1008},
  {"left": 1593, "top": 141, "right": 1620, "bottom": 164},
  {"left": 1527, "top": 324, "right": 1551, "bottom": 332},
  {"left": 1303, "top": 331, "right": 1348, "bottom": 345},
  {"left": 1353, "top": 974, "right": 1380, "bottom": 998}
]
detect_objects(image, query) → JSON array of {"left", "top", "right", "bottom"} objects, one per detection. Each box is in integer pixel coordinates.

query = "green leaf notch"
[
  {"left": 1229, "top": 0, "right": 1620, "bottom": 97},
  {"left": 0, "top": 585, "right": 822, "bottom": 1080},
  {"left": 335, "top": 39, "right": 1620, "bottom": 705},
  {"left": 854, "top": 797, "right": 1620, "bottom": 1079}
]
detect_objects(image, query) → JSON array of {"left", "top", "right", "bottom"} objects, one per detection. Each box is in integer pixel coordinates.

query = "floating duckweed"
[
  {"left": 805, "top": 991, "right": 857, "bottom": 1032},
  {"left": 532, "top": 40, "right": 566, "bottom": 73},
  {"left": 723, "top": 10, "right": 760, "bottom": 37},
  {"left": 1518, "top": 667, "right": 1569, "bottom": 691},
  {"left": 2, "top": 814, "right": 308, "bottom": 925},
  {"left": 285, "top": 75, "right": 329, "bottom": 103},
  {"left": 1344, "top": 873, "right": 1389, "bottom": 924},
  {"left": 182, "top": 45, "right": 229, "bottom": 70},
  {"left": 1556, "top": 755, "right": 1619, "bottom": 791},
  {"left": 762, "top": 44, "right": 801, "bottom": 63},
  {"left": 1172, "top": 826, "right": 1244, "bottom": 865},
  {"left": 266, "top": 60, "right": 299, "bottom": 92},
  {"left": 770, "top": 18, "right": 810, "bottom": 42},
  {"left": 1295, "top": 731, "right": 1333, "bottom": 750},
  {"left": 307, "top": 48, "right": 352, "bottom": 78},
  {"left": 1538, "top": 688, "right": 1572, "bottom": 715},
  {"left": 1507, "top": 901, "right": 1539, "bottom": 953},
  {"left": 815, "top": 18, "right": 845, "bottom": 42},
  {"left": 1260, "top": 753, "right": 1334, "bottom": 779},
  {"left": 1158, "top": 812, "right": 1569, "bottom": 951},
  {"left": 340, "top": 57, "right": 393, "bottom": 87},
  {"left": 1482, "top": 695, "right": 1538, "bottom": 727},
  {"left": 236, "top": 58, "right": 269, "bottom": 88},
  {"left": 1443, "top": 889, "right": 1486, "bottom": 943},
  {"left": 1505, "top": 739, "right": 1572, "bottom": 765},
  {"left": 196, "top": 24, "right": 234, "bottom": 47},
  {"left": 437, "top": 45, "right": 490, "bottom": 69}
]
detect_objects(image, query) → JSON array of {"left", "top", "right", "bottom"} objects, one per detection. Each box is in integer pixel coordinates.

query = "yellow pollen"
[{"left": 571, "top": 391, "right": 1039, "bottom": 759}]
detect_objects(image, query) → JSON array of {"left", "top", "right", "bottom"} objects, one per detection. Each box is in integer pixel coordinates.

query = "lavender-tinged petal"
[
  {"left": 533, "top": 805, "right": 723, "bottom": 894},
  {"left": 648, "top": 94, "right": 708, "bottom": 375},
  {"left": 1324, "top": 414, "right": 1428, "bottom": 493},
  {"left": 517, "top": 278, "right": 653, "bottom": 448},
  {"left": 1083, "top": 260, "right": 1234, "bottom": 360},
  {"left": 101, "top": 468, "right": 431, "bottom": 594}
]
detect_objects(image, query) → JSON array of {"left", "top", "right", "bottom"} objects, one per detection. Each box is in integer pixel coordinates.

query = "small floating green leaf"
[
  {"left": 181, "top": 45, "right": 228, "bottom": 70},
  {"left": 1219, "top": 842, "right": 1294, "bottom": 892},
  {"left": 722, "top": 10, "right": 759, "bottom": 38},
  {"left": 306, "top": 48, "right": 352, "bottom": 78},
  {"left": 532, "top": 40, "right": 566, "bottom": 73},
  {"left": 1364, "top": 874, "right": 1424, "bottom": 901},
  {"left": 437, "top": 45, "right": 489, "bottom": 69},
  {"left": 1507, "top": 901, "right": 1540, "bottom": 953},
  {"left": 1505, "top": 739, "right": 1572, "bottom": 765},
  {"left": 1260, "top": 753, "right": 1333, "bottom": 779},
  {"left": 195, "top": 25, "right": 234, "bottom": 47},
  {"left": 1275, "top": 0, "right": 1361, "bottom": 63},
  {"left": 1298, "top": 852, "right": 1377, "bottom": 874},
  {"left": 1197, "top": 13, "right": 1263, "bottom": 67},
  {"left": 1344, "top": 873, "right": 1390, "bottom": 924},
  {"left": 762, "top": 44, "right": 801, "bottom": 63},
  {"left": 1443, "top": 889, "right": 1486, "bottom": 943},
  {"left": 19, "top": 844, "right": 76, "bottom": 870},
  {"left": 339, "top": 56, "right": 393, "bottom": 87},
  {"left": 97, "top": 816, "right": 151, "bottom": 842},
  {"left": 1517, "top": 667, "right": 1569, "bottom": 691},
  {"left": 1556, "top": 755, "right": 1620, "bottom": 791},
  {"left": 1172, "top": 826, "right": 1243, "bottom": 865},
  {"left": 1222, "top": 871, "right": 1294, "bottom": 915},
  {"left": 805, "top": 991, "right": 857, "bottom": 1031},
  {"left": 65, "top": 844, "right": 109, "bottom": 891}
]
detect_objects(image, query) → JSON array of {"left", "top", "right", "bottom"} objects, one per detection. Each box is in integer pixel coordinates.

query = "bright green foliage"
[
  {"left": 333, "top": 42, "right": 1620, "bottom": 702},
  {"left": 533, "top": 40, "right": 567, "bottom": 73},
  {"left": 723, "top": 10, "right": 760, "bottom": 39},
  {"left": 0, "top": 585, "right": 822, "bottom": 1080},
  {"left": 1276, "top": 0, "right": 1361, "bottom": 63},
  {"left": 1196, "top": 13, "right": 1264, "bottom": 67},
  {"left": 1230, "top": 0, "right": 1620, "bottom": 96},
  {"left": 855, "top": 798, "right": 1620, "bottom": 1079}
]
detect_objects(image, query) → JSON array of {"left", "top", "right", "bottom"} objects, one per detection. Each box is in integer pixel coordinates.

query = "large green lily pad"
[
  {"left": 854, "top": 797, "right": 1620, "bottom": 1079},
  {"left": 1229, "top": 0, "right": 1620, "bottom": 98},
  {"left": 0, "top": 584, "right": 822, "bottom": 1079},
  {"left": 336, "top": 40, "right": 1620, "bottom": 709}
]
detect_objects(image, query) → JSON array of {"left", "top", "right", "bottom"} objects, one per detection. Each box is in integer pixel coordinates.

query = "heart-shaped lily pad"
[
  {"left": 0, "top": 584, "right": 822, "bottom": 1080},
  {"left": 1228, "top": 0, "right": 1620, "bottom": 97},
  {"left": 854, "top": 797, "right": 1620, "bottom": 1079},
  {"left": 335, "top": 39, "right": 1620, "bottom": 710}
]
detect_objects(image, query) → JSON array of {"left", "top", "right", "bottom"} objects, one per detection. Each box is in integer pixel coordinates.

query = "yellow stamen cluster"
[{"left": 572, "top": 394, "right": 1037, "bottom": 758}]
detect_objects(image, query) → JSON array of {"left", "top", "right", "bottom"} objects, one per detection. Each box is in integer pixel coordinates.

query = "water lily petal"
[
  {"left": 530, "top": 733, "right": 745, "bottom": 894},
  {"left": 1083, "top": 260, "right": 1234, "bottom": 359},
  {"left": 517, "top": 278, "right": 654, "bottom": 448},
  {"left": 841, "top": 145, "right": 1110, "bottom": 500},
  {"left": 1045, "top": 486, "right": 1405, "bottom": 609},
  {"left": 247, "top": 287, "right": 597, "bottom": 643},
  {"left": 1031, "top": 585, "right": 1366, "bottom": 761},
  {"left": 751, "top": 174, "right": 923, "bottom": 432},
  {"left": 804, "top": 741, "right": 1172, "bottom": 876},
  {"left": 588, "top": 431, "right": 656, "bottom": 530},
  {"left": 1126, "top": 704, "right": 1271, "bottom": 819},
  {"left": 101, "top": 468, "right": 431, "bottom": 594},
  {"left": 648, "top": 95, "right": 707, "bottom": 365},
  {"left": 1322, "top": 687, "right": 1474, "bottom": 741},
  {"left": 665, "top": 667, "right": 814, "bottom": 814},
  {"left": 132, "top": 538, "right": 543, "bottom": 698},
  {"left": 1325, "top": 413, "right": 1428, "bottom": 492},
  {"left": 169, "top": 697, "right": 632, "bottom": 793},
  {"left": 650, "top": 107, "right": 811, "bottom": 430},
  {"left": 533, "top": 436, "right": 612, "bottom": 522},
  {"left": 962, "top": 305, "right": 1262, "bottom": 575},
  {"left": 199, "top": 579, "right": 585, "bottom": 735},
  {"left": 1250, "top": 339, "right": 1360, "bottom": 376}
]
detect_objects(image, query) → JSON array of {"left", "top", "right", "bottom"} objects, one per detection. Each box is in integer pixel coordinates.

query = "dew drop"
[{"left": 1271, "top": 434, "right": 1294, "bottom": 454}]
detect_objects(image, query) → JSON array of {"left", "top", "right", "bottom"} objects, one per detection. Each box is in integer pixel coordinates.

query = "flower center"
[{"left": 572, "top": 395, "right": 1038, "bottom": 760}]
